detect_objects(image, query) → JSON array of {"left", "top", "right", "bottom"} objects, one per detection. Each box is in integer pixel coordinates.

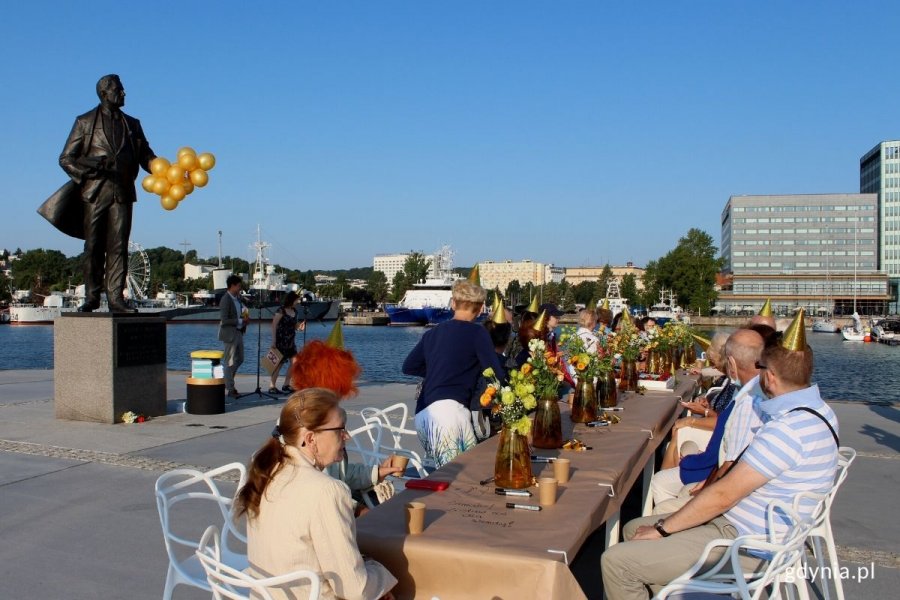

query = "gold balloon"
[
  {"left": 168, "top": 183, "right": 186, "bottom": 202},
  {"left": 177, "top": 152, "right": 198, "bottom": 171},
  {"left": 166, "top": 165, "right": 187, "bottom": 185},
  {"left": 177, "top": 147, "right": 196, "bottom": 159},
  {"left": 190, "top": 168, "right": 209, "bottom": 187},
  {"left": 152, "top": 178, "right": 170, "bottom": 196},
  {"left": 197, "top": 152, "right": 216, "bottom": 171},
  {"left": 150, "top": 157, "right": 170, "bottom": 176},
  {"left": 141, "top": 175, "right": 156, "bottom": 193},
  {"left": 160, "top": 195, "right": 178, "bottom": 211},
  {"left": 181, "top": 178, "right": 194, "bottom": 195}
]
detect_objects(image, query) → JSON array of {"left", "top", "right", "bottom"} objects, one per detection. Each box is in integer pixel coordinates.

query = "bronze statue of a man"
[{"left": 55, "top": 74, "right": 156, "bottom": 312}]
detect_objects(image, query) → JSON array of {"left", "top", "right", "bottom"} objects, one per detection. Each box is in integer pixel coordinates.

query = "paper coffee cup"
[
  {"left": 392, "top": 455, "right": 410, "bottom": 471},
  {"left": 538, "top": 477, "right": 558, "bottom": 506},
  {"left": 406, "top": 501, "right": 426, "bottom": 534},
  {"left": 553, "top": 458, "right": 571, "bottom": 484}
]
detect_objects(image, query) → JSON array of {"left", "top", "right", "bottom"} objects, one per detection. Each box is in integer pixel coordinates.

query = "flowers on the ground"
[{"left": 121, "top": 411, "right": 148, "bottom": 424}]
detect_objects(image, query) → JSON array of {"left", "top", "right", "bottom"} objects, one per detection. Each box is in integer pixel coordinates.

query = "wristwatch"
[{"left": 654, "top": 519, "right": 671, "bottom": 537}]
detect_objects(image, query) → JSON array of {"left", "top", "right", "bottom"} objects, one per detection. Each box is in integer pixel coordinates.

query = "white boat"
[
  {"left": 812, "top": 319, "right": 840, "bottom": 333},
  {"left": 385, "top": 246, "right": 460, "bottom": 326},
  {"left": 841, "top": 312, "right": 868, "bottom": 342},
  {"left": 871, "top": 317, "right": 900, "bottom": 341},
  {"left": 9, "top": 289, "right": 87, "bottom": 324},
  {"left": 646, "top": 288, "right": 686, "bottom": 325}
]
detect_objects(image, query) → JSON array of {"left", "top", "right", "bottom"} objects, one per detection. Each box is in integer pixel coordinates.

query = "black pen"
[
  {"left": 531, "top": 455, "right": 557, "bottom": 463},
  {"left": 479, "top": 476, "right": 495, "bottom": 485},
  {"left": 586, "top": 421, "right": 609, "bottom": 427},
  {"left": 495, "top": 488, "right": 532, "bottom": 497},
  {"left": 506, "top": 502, "right": 542, "bottom": 511},
  {"left": 601, "top": 407, "right": 624, "bottom": 411}
]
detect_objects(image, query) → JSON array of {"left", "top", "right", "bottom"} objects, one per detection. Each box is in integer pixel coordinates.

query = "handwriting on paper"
[{"left": 446, "top": 500, "right": 516, "bottom": 528}]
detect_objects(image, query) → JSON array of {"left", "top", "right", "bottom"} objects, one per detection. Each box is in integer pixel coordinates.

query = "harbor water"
[{"left": 1, "top": 323, "right": 897, "bottom": 403}]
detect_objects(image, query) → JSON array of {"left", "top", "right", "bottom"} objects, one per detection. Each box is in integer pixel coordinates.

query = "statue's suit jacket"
[{"left": 38, "top": 106, "right": 154, "bottom": 239}]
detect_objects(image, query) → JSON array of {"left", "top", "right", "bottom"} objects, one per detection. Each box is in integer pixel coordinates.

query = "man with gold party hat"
[
  {"left": 749, "top": 298, "right": 776, "bottom": 330},
  {"left": 603, "top": 308, "right": 840, "bottom": 600},
  {"left": 289, "top": 319, "right": 403, "bottom": 513}
]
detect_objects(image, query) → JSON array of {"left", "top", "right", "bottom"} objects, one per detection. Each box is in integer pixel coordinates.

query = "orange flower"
[
  {"left": 480, "top": 392, "right": 492, "bottom": 407},
  {"left": 577, "top": 361, "right": 587, "bottom": 371},
  {"left": 486, "top": 386, "right": 497, "bottom": 397},
  {"left": 521, "top": 363, "right": 532, "bottom": 375},
  {"left": 547, "top": 355, "right": 558, "bottom": 366}
]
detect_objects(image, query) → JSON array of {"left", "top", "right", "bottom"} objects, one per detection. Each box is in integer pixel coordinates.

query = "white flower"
[{"left": 528, "top": 339, "right": 546, "bottom": 353}]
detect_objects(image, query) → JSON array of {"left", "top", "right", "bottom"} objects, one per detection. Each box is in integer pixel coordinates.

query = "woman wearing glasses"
[{"left": 236, "top": 388, "right": 397, "bottom": 600}]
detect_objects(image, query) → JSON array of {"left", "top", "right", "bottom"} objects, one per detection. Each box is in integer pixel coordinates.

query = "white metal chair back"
[
  {"left": 361, "top": 403, "right": 433, "bottom": 475},
  {"left": 803, "top": 446, "right": 857, "bottom": 600},
  {"left": 196, "top": 525, "right": 322, "bottom": 600},
  {"left": 656, "top": 501, "right": 817, "bottom": 600},
  {"left": 346, "top": 421, "right": 388, "bottom": 469},
  {"left": 155, "top": 462, "right": 249, "bottom": 600}
]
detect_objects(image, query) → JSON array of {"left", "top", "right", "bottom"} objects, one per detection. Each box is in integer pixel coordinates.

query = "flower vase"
[
  {"left": 494, "top": 426, "right": 533, "bottom": 489},
  {"left": 671, "top": 347, "right": 683, "bottom": 373},
  {"left": 532, "top": 396, "right": 563, "bottom": 449},
  {"left": 599, "top": 369, "right": 618, "bottom": 408},
  {"left": 647, "top": 351, "right": 659, "bottom": 374},
  {"left": 679, "top": 345, "right": 690, "bottom": 369},
  {"left": 571, "top": 378, "right": 598, "bottom": 423},
  {"left": 619, "top": 359, "right": 639, "bottom": 392},
  {"left": 685, "top": 343, "right": 697, "bottom": 365}
]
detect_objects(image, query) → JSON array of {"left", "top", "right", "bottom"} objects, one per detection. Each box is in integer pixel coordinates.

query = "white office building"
[
  {"left": 373, "top": 252, "right": 438, "bottom": 284},
  {"left": 860, "top": 140, "right": 900, "bottom": 312}
]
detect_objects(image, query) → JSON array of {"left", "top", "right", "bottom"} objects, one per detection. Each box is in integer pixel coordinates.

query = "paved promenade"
[{"left": 0, "top": 369, "right": 897, "bottom": 599}]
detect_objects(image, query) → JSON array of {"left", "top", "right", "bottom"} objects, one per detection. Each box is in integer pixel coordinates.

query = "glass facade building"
[
  {"left": 860, "top": 140, "right": 900, "bottom": 312},
  {"left": 719, "top": 194, "right": 889, "bottom": 315}
]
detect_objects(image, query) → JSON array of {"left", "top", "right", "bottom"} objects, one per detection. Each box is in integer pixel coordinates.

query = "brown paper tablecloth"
[{"left": 356, "top": 375, "right": 697, "bottom": 600}]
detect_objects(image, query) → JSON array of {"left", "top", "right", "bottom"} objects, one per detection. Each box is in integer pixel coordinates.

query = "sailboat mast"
[{"left": 853, "top": 224, "right": 858, "bottom": 314}]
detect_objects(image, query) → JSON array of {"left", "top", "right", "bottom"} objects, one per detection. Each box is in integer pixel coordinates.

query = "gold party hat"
[
  {"left": 491, "top": 305, "right": 508, "bottom": 325},
  {"left": 525, "top": 294, "right": 540, "bottom": 314},
  {"left": 781, "top": 308, "right": 807, "bottom": 351},
  {"left": 601, "top": 298, "right": 610, "bottom": 310},
  {"left": 492, "top": 288, "right": 503, "bottom": 312},
  {"left": 467, "top": 264, "right": 481, "bottom": 286},
  {"left": 325, "top": 319, "right": 345, "bottom": 349},
  {"left": 532, "top": 309, "right": 548, "bottom": 332},
  {"left": 758, "top": 298, "right": 773, "bottom": 317},
  {"left": 620, "top": 308, "right": 633, "bottom": 324},
  {"left": 692, "top": 333, "right": 711, "bottom": 351}
]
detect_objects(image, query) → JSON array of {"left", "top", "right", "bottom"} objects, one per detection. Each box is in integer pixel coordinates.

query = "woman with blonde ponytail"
[{"left": 236, "top": 388, "right": 397, "bottom": 600}]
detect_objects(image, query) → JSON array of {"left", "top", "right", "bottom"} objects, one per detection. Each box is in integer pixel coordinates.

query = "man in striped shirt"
[{"left": 602, "top": 319, "right": 839, "bottom": 600}]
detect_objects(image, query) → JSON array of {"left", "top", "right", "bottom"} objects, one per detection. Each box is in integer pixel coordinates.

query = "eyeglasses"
[
  {"left": 315, "top": 425, "right": 348, "bottom": 435},
  {"left": 755, "top": 361, "right": 767, "bottom": 370}
]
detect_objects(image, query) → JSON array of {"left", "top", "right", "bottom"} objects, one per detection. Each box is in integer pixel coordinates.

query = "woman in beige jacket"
[{"left": 236, "top": 388, "right": 397, "bottom": 600}]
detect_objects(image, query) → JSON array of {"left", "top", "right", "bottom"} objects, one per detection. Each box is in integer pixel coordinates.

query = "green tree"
[
  {"left": 403, "top": 253, "right": 431, "bottom": 285},
  {"left": 561, "top": 287, "right": 576, "bottom": 312},
  {"left": 11, "top": 249, "right": 73, "bottom": 295},
  {"left": 0, "top": 271, "right": 12, "bottom": 303},
  {"left": 542, "top": 282, "right": 562, "bottom": 305},
  {"left": 599, "top": 264, "right": 614, "bottom": 296},
  {"left": 391, "top": 271, "right": 408, "bottom": 302},
  {"left": 573, "top": 280, "right": 596, "bottom": 305},
  {"left": 620, "top": 273, "right": 639, "bottom": 306},
  {"left": 505, "top": 280, "right": 522, "bottom": 307},
  {"left": 640, "top": 259, "right": 661, "bottom": 307},
  {"left": 643, "top": 229, "right": 722, "bottom": 314},
  {"left": 367, "top": 270, "right": 389, "bottom": 305}
]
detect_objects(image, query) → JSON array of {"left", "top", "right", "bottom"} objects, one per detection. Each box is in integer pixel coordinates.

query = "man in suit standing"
[
  {"left": 58, "top": 74, "right": 155, "bottom": 312},
  {"left": 219, "top": 275, "right": 247, "bottom": 396}
]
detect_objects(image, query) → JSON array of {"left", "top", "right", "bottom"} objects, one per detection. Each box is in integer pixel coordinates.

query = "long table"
[{"left": 356, "top": 375, "right": 697, "bottom": 600}]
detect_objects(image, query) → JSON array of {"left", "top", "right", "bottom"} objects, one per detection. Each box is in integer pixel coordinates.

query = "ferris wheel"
[{"left": 127, "top": 241, "right": 151, "bottom": 300}]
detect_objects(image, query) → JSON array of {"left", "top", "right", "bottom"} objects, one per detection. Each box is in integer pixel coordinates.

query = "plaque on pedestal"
[{"left": 54, "top": 313, "right": 167, "bottom": 423}]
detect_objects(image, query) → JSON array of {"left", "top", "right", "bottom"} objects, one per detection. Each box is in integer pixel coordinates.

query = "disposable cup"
[
  {"left": 538, "top": 477, "right": 558, "bottom": 506},
  {"left": 553, "top": 458, "right": 571, "bottom": 484},
  {"left": 392, "top": 455, "right": 410, "bottom": 471},
  {"left": 406, "top": 501, "right": 426, "bottom": 534}
]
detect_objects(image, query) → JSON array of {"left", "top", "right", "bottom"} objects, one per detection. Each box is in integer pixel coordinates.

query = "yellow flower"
[
  {"left": 483, "top": 367, "right": 495, "bottom": 378},
  {"left": 501, "top": 390, "right": 515, "bottom": 406}
]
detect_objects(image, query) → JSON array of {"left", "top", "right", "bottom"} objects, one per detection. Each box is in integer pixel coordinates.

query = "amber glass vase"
[
  {"left": 685, "top": 343, "right": 697, "bottom": 365},
  {"left": 619, "top": 359, "right": 639, "bottom": 392},
  {"left": 600, "top": 369, "right": 618, "bottom": 407},
  {"left": 532, "top": 396, "right": 563, "bottom": 449},
  {"left": 647, "top": 351, "right": 659, "bottom": 374},
  {"left": 571, "top": 378, "right": 598, "bottom": 423},
  {"left": 494, "top": 427, "right": 533, "bottom": 489},
  {"left": 671, "top": 347, "right": 683, "bottom": 373}
]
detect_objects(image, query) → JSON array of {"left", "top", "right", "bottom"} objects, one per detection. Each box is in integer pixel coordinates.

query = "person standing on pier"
[{"left": 219, "top": 275, "right": 247, "bottom": 397}]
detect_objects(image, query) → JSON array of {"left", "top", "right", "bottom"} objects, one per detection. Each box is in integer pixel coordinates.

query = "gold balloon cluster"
[{"left": 141, "top": 147, "right": 216, "bottom": 211}]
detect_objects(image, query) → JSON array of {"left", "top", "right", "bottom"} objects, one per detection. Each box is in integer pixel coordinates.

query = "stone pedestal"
[{"left": 55, "top": 313, "right": 167, "bottom": 423}]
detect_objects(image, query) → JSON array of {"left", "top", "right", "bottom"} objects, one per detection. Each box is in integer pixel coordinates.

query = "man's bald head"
[{"left": 725, "top": 329, "right": 765, "bottom": 383}]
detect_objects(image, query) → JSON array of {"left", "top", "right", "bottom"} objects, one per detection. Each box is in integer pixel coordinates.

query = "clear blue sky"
[{"left": 1, "top": 1, "right": 896, "bottom": 271}]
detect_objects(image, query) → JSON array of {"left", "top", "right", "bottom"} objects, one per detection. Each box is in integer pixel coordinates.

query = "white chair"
[
  {"left": 655, "top": 501, "right": 817, "bottom": 600},
  {"left": 155, "top": 463, "right": 249, "bottom": 600},
  {"left": 805, "top": 446, "right": 857, "bottom": 600},
  {"left": 361, "top": 403, "right": 434, "bottom": 475},
  {"left": 196, "top": 525, "right": 321, "bottom": 600}
]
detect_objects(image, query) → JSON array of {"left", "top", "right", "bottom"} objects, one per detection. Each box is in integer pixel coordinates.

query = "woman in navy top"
[{"left": 402, "top": 280, "right": 504, "bottom": 467}]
